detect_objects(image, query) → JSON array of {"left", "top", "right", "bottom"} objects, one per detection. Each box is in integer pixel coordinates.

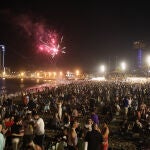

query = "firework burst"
[
  {"left": 38, "top": 30, "right": 66, "bottom": 58},
  {"left": 12, "top": 14, "right": 66, "bottom": 59}
]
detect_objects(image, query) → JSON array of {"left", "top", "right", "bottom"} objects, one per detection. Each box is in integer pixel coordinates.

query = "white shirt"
[
  {"left": 0, "top": 133, "right": 5, "bottom": 150},
  {"left": 35, "top": 118, "right": 45, "bottom": 135}
]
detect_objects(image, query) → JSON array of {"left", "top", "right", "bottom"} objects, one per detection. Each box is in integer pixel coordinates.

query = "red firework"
[{"left": 38, "top": 31, "right": 66, "bottom": 58}]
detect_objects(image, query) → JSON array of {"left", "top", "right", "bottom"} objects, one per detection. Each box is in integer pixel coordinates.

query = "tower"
[
  {"left": 133, "top": 40, "right": 145, "bottom": 69},
  {"left": 0, "top": 45, "right": 5, "bottom": 73}
]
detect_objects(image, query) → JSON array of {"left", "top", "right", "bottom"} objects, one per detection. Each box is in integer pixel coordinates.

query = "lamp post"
[
  {"left": 100, "top": 65, "right": 106, "bottom": 76},
  {"left": 120, "top": 62, "right": 126, "bottom": 81},
  {"left": 75, "top": 70, "right": 80, "bottom": 79},
  {"left": 0, "top": 45, "right": 5, "bottom": 75},
  {"left": 121, "top": 62, "right": 126, "bottom": 71}
]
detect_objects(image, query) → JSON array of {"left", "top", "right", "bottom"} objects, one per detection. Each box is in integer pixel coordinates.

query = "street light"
[
  {"left": 146, "top": 56, "right": 150, "bottom": 66},
  {"left": 0, "top": 45, "right": 5, "bottom": 73},
  {"left": 120, "top": 61, "right": 127, "bottom": 81},
  {"left": 121, "top": 62, "right": 126, "bottom": 71},
  {"left": 100, "top": 65, "right": 105, "bottom": 73},
  {"left": 76, "top": 70, "right": 80, "bottom": 76}
]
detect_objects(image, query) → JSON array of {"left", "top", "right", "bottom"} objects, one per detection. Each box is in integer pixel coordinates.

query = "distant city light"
[
  {"left": 21, "top": 72, "right": 24, "bottom": 76},
  {"left": 3, "top": 71, "right": 6, "bottom": 76},
  {"left": 59, "top": 71, "right": 63, "bottom": 76},
  {"left": 36, "top": 79, "right": 40, "bottom": 83},
  {"left": 66, "top": 71, "right": 70, "bottom": 77},
  {"left": 76, "top": 70, "right": 80, "bottom": 76},
  {"left": 53, "top": 72, "right": 56, "bottom": 77},
  {"left": 37, "top": 72, "right": 40, "bottom": 77},
  {"left": 48, "top": 72, "right": 52, "bottom": 76}
]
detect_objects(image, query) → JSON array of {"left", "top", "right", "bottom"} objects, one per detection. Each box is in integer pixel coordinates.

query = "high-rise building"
[
  {"left": 133, "top": 40, "right": 145, "bottom": 69},
  {"left": 0, "top": 49, "right": 2, "bottom": 71}
]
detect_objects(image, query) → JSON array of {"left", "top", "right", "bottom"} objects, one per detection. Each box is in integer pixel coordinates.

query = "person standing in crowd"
[
  {"left": 2, "top": 114, "right": 14, "bottom": 149},
  {"left": 85, "top": 123, "right": 103, "bottom": 150},
  {"left": 56, "top": 99, "right": 63, "bottom": 120},
  {"left": 11, "top": 116, "right": 24, "bottom": 150},
  {"left": 43, "top": 98, "right": 50, "bottom": 113},
  {"left": 123, "top": 96, "right": 129, "bottom": 118},
  {"left": 91, "top": 109, "right": 99, "bottom": 125},
  {"left": 0, "top": 121, "right": 5, "bottom": 150},
  {"left": 101, "top": 123, "right": 109, "bottom": 150},
  {"left": 140, "top": 101, "right": 147, "bottom": 114},
  {"left": 33, "top": 112, "right": 45, "bottom": 150},
  {"left": 67, "top": 119, "right": 79, "bottom": 150},
  {"left": 84, "top": 118, "right": 93, "bottom": 132},
  {"left": 23, "top": 112, "right": 34, "bottom": 147},
  {"left": 132, "top": 96, "right": 138, "bottom": 111},
  {"left": 22, "top": 138, "right": 42, "bottom": 150},
  {"left": 7, "top": 97, "right": 13, "bottom": 114},
  {"left": 23, "top": 95, "right": 29, "bottom": 106},
  {"left": 72, "top": 107, "right": 79, "bottom": 118},
  {"left": 62, "top": 112, "right": 71, "bottom": 127},
  {"left": 128, "top": 95, "right": 133, "bottom": 110}
]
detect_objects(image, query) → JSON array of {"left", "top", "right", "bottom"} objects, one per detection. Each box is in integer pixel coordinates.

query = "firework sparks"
[
  {"left": 11, "top": 14, "right": 66, "bottom": 59},
  {"left": 38, "top": 31, "right": 66, "bottom": 58}
]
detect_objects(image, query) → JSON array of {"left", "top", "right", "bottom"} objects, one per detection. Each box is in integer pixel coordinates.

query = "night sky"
[{"left": 0, "top": 0, "right": 150, "bottom": 72}]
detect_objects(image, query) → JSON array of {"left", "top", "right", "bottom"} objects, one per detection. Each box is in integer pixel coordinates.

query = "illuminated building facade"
[
  {"left": 0, "top": 50, "right": 1, "bottom": 70},
  {"left": 133, "top": 41, "right": 145, "bottom": 69}
]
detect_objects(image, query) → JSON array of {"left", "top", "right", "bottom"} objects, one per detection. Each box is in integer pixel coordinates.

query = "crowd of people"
[{"left": 0, "top": 80, "right": 150, "bottom": 150}]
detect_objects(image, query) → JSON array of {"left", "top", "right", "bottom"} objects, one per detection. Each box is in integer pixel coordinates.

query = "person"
[
  {"left": 67, "top": 119, "right": 79, "bottom": 150},
  {"left": 63, "top": 112, "right": 70, "bottom": 127},
  {"left": 0, "top": 121, "right": 5, "bottom": 150},
  {"left": 33, "top": 112, "right": 45, "bottom": 150},
  {"left": 101, "top": 123, "right": 109, "bottom": 150},
  {"left": 77, "top": 129, "right": 85, "bottom": 150},
  {"left": 85, "top": 123, "right": 103, "bottom": 150},
  {"left": 91, "top": 109, "right": 99, "bottom": 125},
  {"left": 43, "top": 98, "right": 50, "bottom": 113},
  {"left": 46, "top": 112, "right": 60, "bottom": 130},
  {"left": 122, "top": 96, "right": 129, "bottom": 118},
  {"left": 132, "top": 98, "right": 138, "bottom": 111},
  {"left": 23, "top": 112, "right": 34, "bottom": 147},
  {"left": 2, "top": 114, "right": 14, "bottom": 149},
  {"left": 11, "top": 116, "right": 24, "bottom": 150},
  {"left": 84, "top": 118, "right": 93, "bottom": 132},
  {"left": 23, "top": 95, "right": 29, "bottom": 106},
  {"left": 72, "top": 108, "right": 79, "bottom": 118},
  {"left": 56, "top": 100, "right": 63, "bottom": 120},
  {"left": 22, "top": 138, "right": 42, "bottom": 150},
  {"left": 140, "top": 101, "right": 147, "bottom": 114}
]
